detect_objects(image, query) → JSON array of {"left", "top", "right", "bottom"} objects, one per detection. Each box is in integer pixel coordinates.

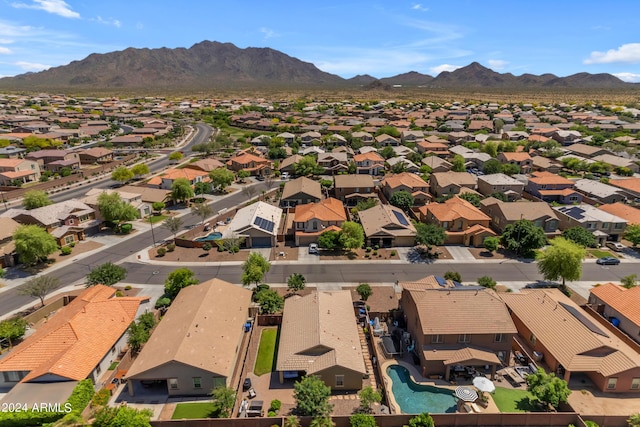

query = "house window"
[
  {"left": 335, "top": 375, "right": 344, "bottom": 388},
  {"left": 64, "top": 235, "right": 75, "bottom": 245},
  {"left": 296, "top": 222, "right": 304, "bottom": 230},
  {"left": 458, "top": 334, "right": 471, "bottom": 344},
  {"left": 632, "top": 378, "right": 640, "bottom": 390},
  {"left": 530, "top": 333, "right": 536, "bottom": 346},
  {"left": 614, "top": 223, "right": 624, "bottom": 229},
  {"left": 312, "top": 221, "right": 318, "bottom": 231},
  {"left": 431, "top": 334, "right": 444, "bottom": 344},
  {"left": 442, "top": 221, "right": 449, "bottom": 229},
  {"left": 607, "top": 378, "right": 617, "bottom": 390},
  {"left": 193, "top": 377, "right": 202, "bottom": 389},
  {"left": 96, "top": 365, "right": 101, "bottom": 375},
  {"left": 169, "top": 379, "right": 179, "bottom": 390},
  {"left": 586, "top": 223, "right": 596, "bottom": 230},
  {"left": 497, "top": 351, "right": 506, "bottom": 362},
  {"left": 79, "top": 214, "right": 90, "bottom": 222},
  {"left": 111, "top": 346, "right": 116, "bottom": 354},
  {"left": 494, "top": 333, "right": 505, "bottom": 343},
  {"left": 569, "top": 196, "right": 578, "bottom": 202},
  {"left": 601, "top": 223, "right": 609, "bottom": 229}
]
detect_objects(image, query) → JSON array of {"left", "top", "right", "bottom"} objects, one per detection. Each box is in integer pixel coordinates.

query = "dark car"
[
  {"left": 255, "top": 175, "right": 265, "bottom": 181},
  {"left": 596, "top": 256, "right": 620, "bottom": 265},
  {"left": 243, "top": 378, "right": 252, "bottom": 391}
]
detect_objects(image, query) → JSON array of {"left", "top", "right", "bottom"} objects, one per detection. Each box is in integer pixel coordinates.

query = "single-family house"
[
  {"left": 351, "top": 131, "right": 374, "bottom": 145},
  {"left": 480, "top": 198, "right": 560, "bottom": 236},
  {"left": 500, "top": 289, "right": 640, "bottom": 393},
  {"left": 77, "top": 147, "right": 114, "bottom": 164},
  {"left": 317, "top": 152, "right": 349, "bottom": 174},
  {"left": 429, "top": 172, "right": 477, "bottom": 197},
  {"left": 422, "top": 157, "right": 452, "bottom": 173},
  {"left": 401, "top": 130, "right": 424, "bottom": 143},
  {"left": 416, "top": 141, "right": 449, "bottom": 158},
  {"left": 353, "top": 152, "right": 385, "bottom": 175},
  {"left": 81, "top": 188, "right": 151, "bottom": 219},
  {"left": 380, "top": 172, "right": 430, "bottom": 205},
  {"left": 420, "top": 196, "right": 495, "bottom": 247},
  {"left": 280, "top": 176, "right": 322, "bottom": 208},
  {"left": 0, "top": 217, "right": 20, "bottom": 268},
  {"left": 590, "top": 154, "right": 640, "bottom": 174},
  {"left": 531, "top": 156, "right": 562, "bottom": 174},
  {"left": 119, "top": 185, "right": 171, "bottom": 206},
  {"left": 375, "top": 134, "right": 400, "bottom": 147},
  {"left": 294, "top": 198, "right": 346, "bottom": 246},
  {"left": 401, "top": 283, "right": 516, "bottom": 381},
  {"left": 25, "top": 149, "right": 80, "bottom": 173},
  {"left": 598, "top": 202, "right": 640, "bottom": 226},
  {"left": 358, "top": 204, "right": 416, "bottom": 247},
  {"left": 477, "top": 173, "right": 525, "bottom": 200},
  {"left": 126, "top": 279, "right": 252, "bottom": 396},
  {"left": 565, "top": 143, "right": 612, "bottom": 159},
  {"left": 610, "top": 178, "right": 640, "bottom": 202},
  {"left": 497, "top": 152, "right": 533, "bottom": 174},
  {"left": 554, "top": 204, "right": 627, "bottom": 245},
  {"left": 525, "top": 171, "right": 582, "bottom": 204},
  {"left": 551, "top": 130, "right": 583, "bottom": 146},
  {"left": 0, "top": 158, "right": 41, "bottom": 185},
  {"left": 184, "top": 157, "right": 225, "bottom": 173},
  {"left": 0, "top": 146, "right": 27, "bottom": 158},
  {"left": 301, "top": 131, "right": 322, "bottom": 144},
  {"left": 226, "top": 152, "right": 272, "bottom": 177},
  {"left": 147, "top": 168, "right": 209, "bottom": 190},
  {"left": 279, "top": 154, "right": 304, "bottom": 175},
  {"left": 333, "top": 174, "right": 376, "bottom": 206},
  {"left": 276, "top": 291, "right": 367, "bottom": 389},
  {"left": 574, "top": 179, "right": 628, "bottom": 205},
  {"left": 589, "top": 283, "right": 640, "bottom": 345},
  {"left": 223, "top": 201, "right": 282, "bottom": 248}
]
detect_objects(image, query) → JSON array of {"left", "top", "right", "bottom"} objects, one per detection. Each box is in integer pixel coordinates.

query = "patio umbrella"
[
  {"left": 473, "top": 376, "right": 495, "bottom": 393},
  {"left": 455, "top": 386, "right": 478, "bottom": 402}
]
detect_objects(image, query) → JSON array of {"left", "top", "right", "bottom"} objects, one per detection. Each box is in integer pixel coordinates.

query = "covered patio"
[{"left": 424, "top": 347, "right": 501, "bottom": 381}]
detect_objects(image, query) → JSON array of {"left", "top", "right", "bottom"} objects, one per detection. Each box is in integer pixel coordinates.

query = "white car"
[
  {"left": 281, "top": 172, "right": 290, "bottom": 180},
  {"left": 606, "top": 242, "right": 626, "bottom": 252},
  {"left": 308, "top": 243, "right": 319, "bottom": 254}
]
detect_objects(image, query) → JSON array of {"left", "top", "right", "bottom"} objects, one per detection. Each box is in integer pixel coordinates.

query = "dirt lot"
[
  {"left": 320, "top": 248, "right": 401, "bottom": 261},
  {"left": 468, "top": 247, "right": 509, "bottom": 260},
  {"left": 148, "top": 245, "right": 249, "bottom": 262},
  {"left": 49, "top": 240, "right": 104, "bottom": 264},
  {"left": 269, "top": 244, "right": 298, "bottom": 261}
]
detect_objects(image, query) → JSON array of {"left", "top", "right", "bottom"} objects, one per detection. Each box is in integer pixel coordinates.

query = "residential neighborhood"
[{"left": 0, "top": 94, "right": 640, "bottom": 426}]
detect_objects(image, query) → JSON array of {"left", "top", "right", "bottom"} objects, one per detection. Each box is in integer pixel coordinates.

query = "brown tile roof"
[
  {"left": 440, "top": 347, "right": 502, "bottom": 366},
  {"left": 185, "top": 158, "right": 224, "bottom": 172},
  {"left": 424, "top": 196, "right": 490, "bottom": 223},
  {"left": 610, "top": 178, "right": 640, "bottom": 195},
  {"left": 0, "top": 285, "right": 145, "bottom": 382},
  {"left": 590, "top": 283, "right": 640, "bottom": 327},
  {"left": 353, "top": 152, "right": 384, "bottom": 162},
  {"left": 126, "top": 279, "right": 252, "bottom": 380},
  {"left": 528, "top": 171, "right": 574, "bottom": 186},
  {"left": 276, "top": 291, "right": 366, "bottom": 375},
  {"left": 294, "top": 197, "right": 346, "bottom": 223},
  {"left": 334, "top": 174, "right": 375, "bottom": 189},
  {"left": 380, "top": 172, "right": 428, "bottom": 191},
  {"left": 405, "top": 287, "right": 516, "bottom": 336},
  {"left": 500, "top": 289, "right": 640, "bottom": 376},
  {"left": 597, "top": 203, "right": 640, "bottom": 224},
  {"left": 358, "top": 204, "right": 416, "bottom": 238},
  {"left": 500, "top": 152, "right": 532, "bottom": 161},
  {"left": 281, "top": 176, "right": 322, "bottom": 201},
  {"left": 431, "top": 171, "right": 477, "bottom": 188}
]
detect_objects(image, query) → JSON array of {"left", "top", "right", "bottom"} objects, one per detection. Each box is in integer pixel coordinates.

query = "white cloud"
[
  {"left": 94, "top": 16, "right": 122, "bottom": 28},
  {"left": 259, "top": 27, "right": 278, "bottom": 40},
  {"left": 15, "top": 61, "right": 51, "bottom": 71},
  {"left": 487, "top": 59, "right": 508, "bottom": 70},
  {"left": 584, "top": 43, "right": 640, "bottom": 64},
  {"left": 0, "top": 47, "right": 12, "bottom": 54},
  {"left": 12, "top": 0, "right": 80, "bottom": 18},
  {"left": 613, "top": 72, "right": 640, "bottom": 83},
  {"left": 429, "top": 64, "right": 462, "bottom": 74},
  {"left": 411, "top": 3, "right": 429, "bottom": 12}
]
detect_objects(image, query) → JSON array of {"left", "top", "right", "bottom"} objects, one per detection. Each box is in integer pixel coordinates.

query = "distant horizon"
[{"left": 1, "top": 1, "right": 639, "bottom": 82}]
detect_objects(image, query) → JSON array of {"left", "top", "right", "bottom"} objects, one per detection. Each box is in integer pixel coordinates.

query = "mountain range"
[{"left": 0, "top": 41, "right": 632, "bottom": 92}]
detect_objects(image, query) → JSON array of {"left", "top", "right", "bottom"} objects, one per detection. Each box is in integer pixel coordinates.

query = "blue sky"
[{"left": 1, "top": 0, "right": 640, "bottom": 82}]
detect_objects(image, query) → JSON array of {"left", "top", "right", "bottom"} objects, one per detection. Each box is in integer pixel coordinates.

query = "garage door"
[{"left": 251, "top": 237, "right": 272, "bottom": 248}]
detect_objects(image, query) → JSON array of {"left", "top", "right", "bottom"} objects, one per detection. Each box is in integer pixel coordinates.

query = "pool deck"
[{"left": 380, "top": 358, "right": 501, "bottom": 415}]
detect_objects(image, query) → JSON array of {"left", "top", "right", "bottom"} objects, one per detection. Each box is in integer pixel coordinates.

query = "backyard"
[
  {"left": 491, "top": 387, "right": 536, "bottom": 413},
  {"left": 254, "top": 327, "right": 278, "bottom": 376},
  {"left": 172, "top": 402, "right": 217, "bottom": 419}
]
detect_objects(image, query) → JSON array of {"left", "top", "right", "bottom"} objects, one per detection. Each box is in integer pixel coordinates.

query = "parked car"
[
  {"left": 605, "top": 242, "right": 626, "bottom": 252},
  {"left": 308, "top": 243, "right": 319, "bottom": 254},
  {"left": 281, "top": 172, "right": 290, "bottom": 180},
  {"left": 255, "top": 175, "right": 265, "bottom": 181},
  {"left": 596, "top": 256, "right": 620, "bottom": 265},
  {"left": 243, "top": 378, "right": 252, "bottom": 391}
]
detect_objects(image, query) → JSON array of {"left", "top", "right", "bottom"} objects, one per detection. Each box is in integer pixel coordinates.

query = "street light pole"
[{"left": 149, "top": 216, "right": 157, "bottom": 247}]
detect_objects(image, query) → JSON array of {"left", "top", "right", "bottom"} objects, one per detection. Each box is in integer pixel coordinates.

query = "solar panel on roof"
[
  {"left": 558, "top": 302, "right": 609, "bottom": 338},
  {"left": 435, "top": 276, "right": 447, "bottom": 287},
  {"left": 392, "top": 210, "right": 409, "bottom": 226},
  {"left": 254, "top": 216, "right": 275, "bottom": 233}
]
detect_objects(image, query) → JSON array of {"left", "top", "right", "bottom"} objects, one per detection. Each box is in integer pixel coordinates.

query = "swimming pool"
[
  {"left": 386, "top": 365, "right": 457, "bottom": 414},
  {"left": 194, "top": 232, "right": 223, "bottom": 242}
]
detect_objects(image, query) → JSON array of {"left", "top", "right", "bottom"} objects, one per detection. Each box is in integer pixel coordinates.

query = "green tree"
[
  {"left": 389, "top": 190, "right": 415, "bottom": 211},
  {"left": 356, "top": 283, "right": 372, "bottom": 301},
  {"left": 97, "top": 192, "right": 140, "bottom": 232},
  {"left": 444, "top": 271, "right": 462, "bottom": 282},
  {"left": 621, "top": 274, "right": 638, "bottom": 289},
  {"left": 526, "top": 368, "right": 571, "bottom": 409},
  {"left": 131, "top": 163, "right": 150, "bottom": 177},
  {"left": 380, "top": 146, "right": 395, "bottom": 159},
  {"left": 350, "top": 413, "right": 376, "bottom": 427},
  {"left": 237, "top": 170, "right": 251, "bottom": 182},
  {"left": 339, "top": 221, "right": 365, "bottom": 251},
  {"left": 500, "top": 219, "right": 547, "bottom": 257},
  {"left": 451, "top": 154, "right": 466, "bottom": 172},
  {"left": 111, "top": 166, "right": 134, "bottom": 184},
  {"left": 241, "top": 252, "right": 271, "bottom": 287},
  {"left": 628, "top": 413, "right": 640, "bottom": 427},
  {"left": 86, "top": 262, "right": 127, "bottom": 287},
  {"left": 414, "top": 222, "right": 446, "bottom": 249},
  {"left": 625, "top": 224, "right": 640, "bottom": 247},
  {"left": 482, "top": 141, "right": 499, "bottom": 158},
  {"left": 477, "top": 275, "right": 497, "bottom": 290},
  {"left": 168, "top": 151, "right": 183, "bottom": 162},
  {"left": 210, "top": 386, "right": 236, "bottom": 418},
  {"left": 354, "top": 198, "right": 377, "bottom": 212},
  {"left": 358, "top": 386, "right": 382, "bottom": 413},
  {"left": 405, "top": 413, "right": 435, "bottom": 427},
  {"left": 318, "top": 230, "right": 341, "bottom": 250},
  {"left": 93, "top": 403, "right": 153, "bottom": 427},
  {"left": 482, "top": 159, "right": 503, "bottom": 175},
  {"left": 458, "top": 192, "right": 482, "bottom": 207},
  {"left": 164, "top": 268, "right": 199, "bottom": 299},
  {"left": 390, "top": 161, "right": 407, "bottom": 174},
  {"left": 13, "top": 224, "right": 58, "bottom": 265},
  {"left": 293, "top": 155, "right": 325, "bottom": 177},
  {"left": 0, "top": 317, "right": 27, "bottom": 348},
  {"left": 163, "top": 216, "right": 183, "bottom": 241},
  {"left": 483, "top": 236, "right": 500, "bottom": 254},
  {"left": 285, "top": 415, "right": 302, "bottom": 427},
  {"left": 294, "top": 375, "right": 333, "bottom": 417},
  {"left": 194, "top": 181, "right": 212, "bottom": 195},
  {"left": 126, "top": 321, "right": 149, "bottom": 355},
  {"left": 536, "top": 237, "right": 586, "bottom": 287},
  {"left": 562, "top": 226, "right": 597, "bottom": 248},
  {"left": 311, "top": 417, "right": 335, "bottom": 427},
  {"left": 171, "top": 178, "right": 194, "bottom": 204},
  {"left": 22, "top": 190, "right": 52, "bottom": 210},
  {"left": 287, "top": 273, "right": 306, "bottom": 293},
  {"left": 18, "top": 275, "right": 61, "bottom": 307},
  {"left": 191, "top": 202, "right": 213, "bottom": 224},
  {"left": 209, "top": 168, "right": 235, "bottom": 192},
  {"left": 152, "top": 201, "right": 165, "bottom": 214},
  {"left": 501, "top": 163, "right": 520, "bottom": 176},
  {"left": 255, "top": 288, "right": 284, "bottom": 314}
]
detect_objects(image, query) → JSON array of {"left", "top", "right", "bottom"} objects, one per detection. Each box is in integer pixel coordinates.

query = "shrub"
[
  {"left": 69, "top": 242, "right": 76, "bottom": 248},
  {"left": 365, "top": 247, "right": 372, "bottom": 253},
  {"left": 390, "top": 250, "right": 397, "bottom": 256},
  {"left": 202, "top": 242, "right": 212, "bottom": 252},
  {"left": 156, "top": 247, "right": 167, "bottom": 257},
  {"left": 372, "top": 250, "right": 378, "bottom": 256},
  {"left": 166, "top": 242, "right": 176, "bottom": 252},
  {"left": 124, "top": 285, "right": 132, "bottom": 291},
  {"left": 374, "top": 245, "right": 379, "bottom": 250},
  {"left": 120, "top": 223, "right": 133, "bottom": 234},
  {"left": 115, "top": 291, "right": 123, "bottom": 297},
  {"left": 268, "top": 411, "right": 276, "bottom": 417},
  {"left": 444, "top": 271, "right": 462, "bottom": 282},
  {"left": 60, "top": 246, "right": 72, "bottom": 255},
  {"left": 270, "top": 399, "right": 282, "bottom": 411},
  {"left": 477, "top": 276, "right": 497, "bottom": 290},
  {"left": 155, "top": 297, "right": 171, "bottom": 309},
  {"left": 91, "top": 388, "right": 111, "bottom": 407}
]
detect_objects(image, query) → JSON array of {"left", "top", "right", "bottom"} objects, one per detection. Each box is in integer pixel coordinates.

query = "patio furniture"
[{"left": 248, "top": 388, "right": 256, "bottom": 399}]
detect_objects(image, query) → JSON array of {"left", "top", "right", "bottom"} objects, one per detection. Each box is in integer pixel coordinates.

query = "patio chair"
[
  {"left": 248, "top": 388, "right": 256, "bottom": 399},
  {"left": 470, "top": 403, "right": 482, "bottom": 413}
]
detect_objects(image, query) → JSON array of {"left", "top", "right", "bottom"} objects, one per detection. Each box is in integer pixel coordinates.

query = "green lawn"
[
  {"left": 254, "top": 328, "right": 278, "bottom": 376},
  {"left": 108, "top": 361, "right": 119, "bottom": 370},
  {"left": 147, "top": 215, "right": 168, "bottom": 224},
  {"left": 588, "top": 249, "right": 615, "bottom": 259},
  {"left": 492, "top": 387, "right": 536, "bottom": 412},
  {"left": 172, "top": 402, "right": 217, "bottom": 419}
]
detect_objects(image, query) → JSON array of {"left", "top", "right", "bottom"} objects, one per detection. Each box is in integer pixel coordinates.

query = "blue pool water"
[
  {"left": 387, "top": 365, "right": 457, "bottom": 414},
  {"left": 194, "top": 232, "right": 223, "bottom": 242}
]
